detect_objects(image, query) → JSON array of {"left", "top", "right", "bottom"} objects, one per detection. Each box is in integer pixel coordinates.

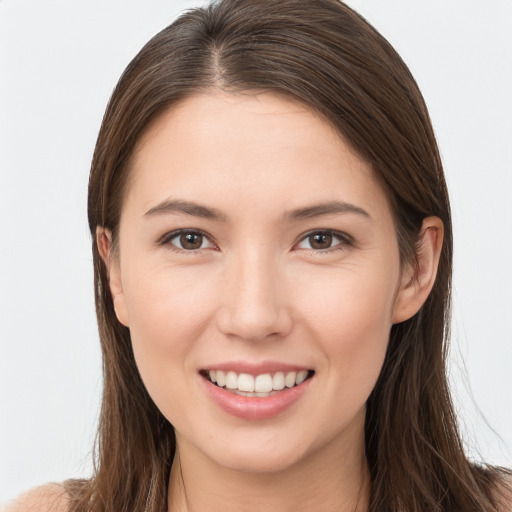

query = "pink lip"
[
  {"left": 203, "top": 360, "right": 311, "bottom": 375},
  {"left": 201, "top": 373, "right": 312, "bottom": 421}
]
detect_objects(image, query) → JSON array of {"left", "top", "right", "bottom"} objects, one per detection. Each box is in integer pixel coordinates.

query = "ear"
[
  {"left": 392, "top": 216, "right": 444, "bottom": 324},
  {"left": 96, "top": 227, "right": 130, "bottom": 327}
]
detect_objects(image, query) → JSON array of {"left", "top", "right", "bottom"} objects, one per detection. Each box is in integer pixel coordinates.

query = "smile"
[
  {"left": 200, "top": 367, "right": 315, "bottom": 420},
  {"left": 201, "top": 369, "right": 314, "bottom": 397}
]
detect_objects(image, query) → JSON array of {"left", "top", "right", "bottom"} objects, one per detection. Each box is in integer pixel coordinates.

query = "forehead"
[
  {"left": 133, "top": 91, "right": 350, "bottom": 167},
  {"left": 125, "top": 91, "right": 390, "bottom": 222}
]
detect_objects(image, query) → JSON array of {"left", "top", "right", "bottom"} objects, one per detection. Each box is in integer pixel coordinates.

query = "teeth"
[
  {"left": 285, "top": 371, "right": 296, "bottom": 388},
  {"left": 238, "top": 373, "right": 255, "bottom": 392},
  {"left": 225, "top": 371, "right": 238, "bottom": 390},
  {"left": 216, "top": 370, "right": 225, "bottom": 387},
  {"left": 272, "top": 372, "right": 285, "bottom": 390},
  {"left": 206, "top": 369, "right": 311, "bottom": 393},
  {"left": 230, "top": 390, "right": 276, "bottom": 398},
  {"left": 254, "top": 374, "right": 273, "bottom": 393},
  {"left": 296, "top": 370, "right": 308, "bottom": 385}
]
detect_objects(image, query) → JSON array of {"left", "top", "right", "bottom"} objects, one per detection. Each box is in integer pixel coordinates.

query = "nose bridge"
[{"left": 217, "top": 243, "right": 291, "bottom": 341}]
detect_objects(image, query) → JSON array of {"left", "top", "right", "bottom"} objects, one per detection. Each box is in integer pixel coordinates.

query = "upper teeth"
[{"left": 208, "top": 370, "right": 309, "bottom": 393}]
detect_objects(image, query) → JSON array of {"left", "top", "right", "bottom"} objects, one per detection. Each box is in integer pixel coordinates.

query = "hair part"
[{"left": 73, "top": 1, "right": 511, "bottom": 511}]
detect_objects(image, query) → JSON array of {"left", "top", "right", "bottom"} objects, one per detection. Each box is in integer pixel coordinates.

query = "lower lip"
[{"left": 202, "top": 376, "right": 312, "bottom": 421}]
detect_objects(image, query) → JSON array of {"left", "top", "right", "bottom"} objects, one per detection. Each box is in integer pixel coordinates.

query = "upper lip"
[{"left": 201, "top": 360, "right": 312, "bottom": 375}]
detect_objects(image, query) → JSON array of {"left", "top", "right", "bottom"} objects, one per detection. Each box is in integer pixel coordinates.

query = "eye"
[
  {"left": 162, "top": 229, "right": 215, "bottom": 252},
  {"left": 296, "top": 230, "right": 351, "bottom": 252}
]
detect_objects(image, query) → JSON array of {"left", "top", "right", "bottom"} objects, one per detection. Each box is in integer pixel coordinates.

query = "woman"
[{"left": 8, "top": 0, "right": 511, "bottom": 511}]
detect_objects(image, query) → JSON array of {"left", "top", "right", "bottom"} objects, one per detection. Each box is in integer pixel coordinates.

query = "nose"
[{"left": 215, "top": 248, "right": 293, "bottom": 342}]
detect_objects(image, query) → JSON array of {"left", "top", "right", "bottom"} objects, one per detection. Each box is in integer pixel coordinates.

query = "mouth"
[{"left": 200, "top": 369, "right": 315, "bottom": 397}]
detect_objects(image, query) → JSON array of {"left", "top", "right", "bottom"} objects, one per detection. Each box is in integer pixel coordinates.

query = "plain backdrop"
[{"left": 1, "top": 0, "right": 511, "bottom": 503}]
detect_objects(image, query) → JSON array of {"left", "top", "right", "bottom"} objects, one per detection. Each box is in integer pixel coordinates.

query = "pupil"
[
  {"left": 311, "top": 233, "right": 332, "bottom": 249},
  {"left": 181, "top": 233, "right": 202, "bottom": 249}
]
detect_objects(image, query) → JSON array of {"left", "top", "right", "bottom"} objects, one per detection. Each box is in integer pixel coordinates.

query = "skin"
[{"left": 99, "top": 91, "right": 443, "bottom": 512}]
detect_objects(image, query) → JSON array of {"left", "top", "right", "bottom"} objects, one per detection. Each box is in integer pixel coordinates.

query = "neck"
[{"left": 167, "top": 423, "right": 369, "bottom": 512}]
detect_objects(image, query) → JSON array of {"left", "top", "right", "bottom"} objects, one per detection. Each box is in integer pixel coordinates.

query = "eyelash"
[
  {"left": 159, "top": 229, "right": 217, "bottom": 253},
  {"left": 295, "top": 230, "right": 353, "bottom": 254},
  {"left": 159, "top": 229, "right": 353, "bottom": 254}
]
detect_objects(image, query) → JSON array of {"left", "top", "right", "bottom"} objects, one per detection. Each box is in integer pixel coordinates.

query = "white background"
[{"left": 1, "top": 0, "right": 511, "bottom": 503}]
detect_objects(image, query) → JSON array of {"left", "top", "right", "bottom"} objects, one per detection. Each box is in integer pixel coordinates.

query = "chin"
[
  {"left": 193, "top": 422, "right": 341, "bottom": 476},
  {"left": 209, "top": 445, "right": 309, "bottom": 474}
]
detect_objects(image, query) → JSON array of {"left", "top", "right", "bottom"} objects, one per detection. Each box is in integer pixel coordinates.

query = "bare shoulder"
[{"left": 2, "top": 484, "right": 69, "bottom": 512}]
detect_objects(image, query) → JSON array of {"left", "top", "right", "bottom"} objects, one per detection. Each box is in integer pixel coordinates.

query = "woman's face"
[{"left": 108, "top": 91, "right": 412, "bottom": 473}]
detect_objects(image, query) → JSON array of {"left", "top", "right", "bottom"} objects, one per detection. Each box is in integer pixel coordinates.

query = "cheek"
[
  {"left": 297, "top": 263, "right": 397, "bottom": 386},
  {"left": 300, "top": 261, "right": 397, "bottom": 332},
  {"left": 126, "top": 262, "right": 216, "bottom": 335},
  {"left": 122, "top": 265, "right": 217, "bottom": 407}
]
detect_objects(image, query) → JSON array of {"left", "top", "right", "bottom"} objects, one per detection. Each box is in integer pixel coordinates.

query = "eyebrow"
[
  {"left": 143, "top": 199, "right": 370, "bottom": 222},
  {"left": 285, "top": 201, "right": 371, "bottom": 221},
  {"left": 144, "top": 199, "right": 228, "bottom": 221}
]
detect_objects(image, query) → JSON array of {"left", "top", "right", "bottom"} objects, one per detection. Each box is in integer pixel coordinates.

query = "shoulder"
[{"left": 2, "top": 484, "right": 69, "bottom": 512}]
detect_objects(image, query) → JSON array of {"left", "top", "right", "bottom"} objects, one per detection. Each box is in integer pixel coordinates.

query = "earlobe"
[
  {"left": 96, "top": 227, "right": 130, "bottom": 327},
  {"left": 392, "top": 216, "right": 444, "bottom": 324}
]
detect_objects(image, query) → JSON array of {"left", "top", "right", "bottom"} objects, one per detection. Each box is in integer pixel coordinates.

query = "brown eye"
[
  {"left": 180, "top": 232, "right": 203, "bottom": 250},
  {"left": 309, "top": 233, "right": 333, "bottom": 249},
  {"left": 296, "top": 230, "right": 351, "bottom": 252},
  {"left": 165, "top": 230, "right": 214, "bottom": 251}
]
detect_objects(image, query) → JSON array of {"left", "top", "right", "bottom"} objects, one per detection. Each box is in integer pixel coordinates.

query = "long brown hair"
[{"left": 69, "top": 0, "right": 510, "bottom": 510}]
